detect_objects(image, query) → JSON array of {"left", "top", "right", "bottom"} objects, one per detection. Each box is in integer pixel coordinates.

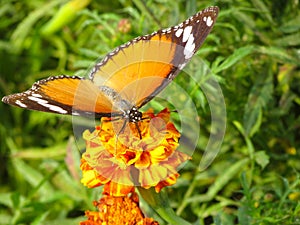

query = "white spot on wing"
[
  {"left": 28, "top": 96, "right": 68, "bottom": 114},
  {"left": 28, "top": 96, "right": 47, "bottom": 104},
  {"left": 15, "top": 100, "right": 27, "bottom": 108},
  {"left": 178, "top": 63, "right": 187, "bottom": 70},
  {"left": 72, "top": 111, "right": 80, "bottom": 116},
  {"left": 31, "top": 93, "right": 43, "bottom": 98},
  {"left": 184, "top": 34, "right": 195, "bottom": 59},
  {"left": 203, "top": 16, "right": 213, "bottom": 27},
  {"left": 175, "top": 28, "right": 183, "bottom": 38},
  {"left": 182, "top": 26, "right": 192, "bottom": 42},
  {"left": 163, "top": 27, "right": 172, "bottom": 33}
]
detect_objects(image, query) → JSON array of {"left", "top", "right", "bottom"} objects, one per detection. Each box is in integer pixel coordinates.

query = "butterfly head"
[{"left": 125, "top": 106, "right": 142, "bottom": 123}]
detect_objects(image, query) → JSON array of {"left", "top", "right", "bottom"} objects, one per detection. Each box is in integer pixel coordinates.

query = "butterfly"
[{"left": 2, "top": 6, "right": 219, "bottom": 128}]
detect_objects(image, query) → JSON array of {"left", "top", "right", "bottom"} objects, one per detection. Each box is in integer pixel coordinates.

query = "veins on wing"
[{"left": 99, "top": 86, "right": 131, "bottom": 112}]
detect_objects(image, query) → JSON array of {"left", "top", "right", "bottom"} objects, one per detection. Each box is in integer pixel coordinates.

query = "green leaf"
[
  {"left": 213, "top": 46, "right": 255, "bottom": 74},
  {"left": 30, "top": 211, "right": 50, "bottom": 225},
  {"left": 254, "top": 151, "right": 270, "bottom": 169},
  {"left": 246, "top": 107, "right": 262, "bottom": 138},
  {"left": 41, "top": 0, "right": 91, "bottom": 36},
  {"left": 251, "top": 0, "right": 274, "bottom": 24},
  {"left": 11, "top": 158, "right": 55, "bottom": 198},
  {"left": 237, "top": 205, "right": 252, "bottom": 225},
  {"left": 206, "top": 158, "right": 249, "bottom": 198},
  {"left": 10, "top": 0, "right": 65, "bottom": 53},
  {"left": 243, "top": 69, "right": 273, "bottom": 137},
  {"left": 138, "top": 187, "right": 191, "bottom": 225},
  {"left": 190, "top": 158, "right": 250, "bottom": 203},
  {"left": 274, "top": 32, "right": 300, "bottom": 47},
  {"left": 256, "top": 46, "right": 299, "bottom": 65},
  {"left": 280, "top": 14, "right": 300, "bottom": 33},
  {"left": 233, "top": 10, "right": 256, "bottom": 29}
]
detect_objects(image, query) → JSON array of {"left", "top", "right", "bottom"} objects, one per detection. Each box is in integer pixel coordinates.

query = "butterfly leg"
[
  {"left": 117, "top": 119, "right": 142, "bottom": 139},
  {"left": 134, "top": 122, "right": 142, "bottom": 139}
]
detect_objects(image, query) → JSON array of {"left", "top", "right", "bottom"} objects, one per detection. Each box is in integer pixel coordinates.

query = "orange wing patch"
[
  {"left": 92, "top": 33, "right": 177, "bottom": 107},
  {"left": 2, "top": 76, "right": 118, "bottom": 116},
  {"left": 39, "top": 77, "right": 114, "bottom": 114}
]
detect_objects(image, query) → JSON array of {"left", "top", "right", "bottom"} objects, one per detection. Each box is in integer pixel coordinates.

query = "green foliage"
[{"left": 1, "top": 0, "right": 300, "bottom": 224}]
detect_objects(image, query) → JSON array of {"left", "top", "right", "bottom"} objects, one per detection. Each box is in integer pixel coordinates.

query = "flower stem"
[{"left": 138, "top": 187, "right": 191, "bottom": 225}]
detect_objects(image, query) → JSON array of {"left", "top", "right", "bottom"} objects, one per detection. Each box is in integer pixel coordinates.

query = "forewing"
[
  {"left": 2, "top": 75, "right": 118, "bottom": 117},
  {"left": 90, "top": 6, "right": 219, "bottom": 108}
]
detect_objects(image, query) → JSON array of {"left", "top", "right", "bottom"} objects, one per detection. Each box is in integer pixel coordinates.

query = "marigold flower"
[
  {"left": 118, "top": 18, "right": 131, "bottom": 33},
  {"left": 80, "top": 192, "right": 159, "bottom": 225},
  {"left": 80, "top": 108, "right": 190, "bottom": 196}
]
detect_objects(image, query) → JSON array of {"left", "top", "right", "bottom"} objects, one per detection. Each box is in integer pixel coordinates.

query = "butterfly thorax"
[
  {"left": 124, "top": 106, "right": 142, "bottom": 123},
  {"left": 98, "top": 85, "right": 142, "bottom": 122}
]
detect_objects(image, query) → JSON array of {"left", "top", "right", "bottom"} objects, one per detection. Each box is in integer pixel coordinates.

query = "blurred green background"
[{"left": 1, "top": 0, "right": 300, "bottom": 224}]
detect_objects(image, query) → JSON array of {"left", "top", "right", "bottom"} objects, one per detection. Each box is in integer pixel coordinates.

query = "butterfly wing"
[
  {"left": 2, "top": 75, "right": 120, "bottom": 117},
  {"left": 2, "top": 6, "right": 218, "bottom": 117},
  {"left": 90, "top": 6, "right": 219, "bottom": 108}
]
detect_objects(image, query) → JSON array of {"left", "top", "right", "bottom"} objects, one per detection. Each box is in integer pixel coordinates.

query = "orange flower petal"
[
  {"left": 80, "top": 108, "right": 191, "bottom": 194},
  {"left": 155, "top": 173, "right": 180, "bottom": 193},
  {"left": 103, "top": 181, "right": 134, "bottom": 196},
  {"left": 80, "top": 192, "right": 159, "bottom": 225},
  {"left": 80, "top": 159, "right": 109, "bottom": 188}
]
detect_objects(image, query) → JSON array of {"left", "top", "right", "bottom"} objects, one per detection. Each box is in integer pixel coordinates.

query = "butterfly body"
[{"left": 2, "top": 6, "right": 219, "bottom": 123}]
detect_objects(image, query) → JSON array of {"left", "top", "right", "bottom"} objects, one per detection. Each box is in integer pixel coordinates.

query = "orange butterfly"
[{"left": 2, "top": 6, "right": 219, "bottom": 125}]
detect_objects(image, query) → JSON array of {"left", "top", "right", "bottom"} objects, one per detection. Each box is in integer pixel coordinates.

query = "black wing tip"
[
  {"left": 210, "top": 6, "right": 219, "bottom": 16},
  {"left": 211, "top": 5, "right": 219, "bottom": 10},
  {"left": 2, "top": 95, "right": 9, "bottom": 104},
  {"left": 206, "top": 6, "right": 219, "bottom": 11},
  {"left": 201, "top": 6, "right": 219, "bottom": 16}
]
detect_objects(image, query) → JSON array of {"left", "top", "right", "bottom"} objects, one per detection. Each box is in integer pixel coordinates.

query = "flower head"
[
  {"left": 118, "top": 18, "right": 131, "bottom": 33},
  {"left": 80, "top": 108, "right": 190, "bottom": 196},
  {"left": 80, "top": 192, "right": 159, "bottom": 225}
]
